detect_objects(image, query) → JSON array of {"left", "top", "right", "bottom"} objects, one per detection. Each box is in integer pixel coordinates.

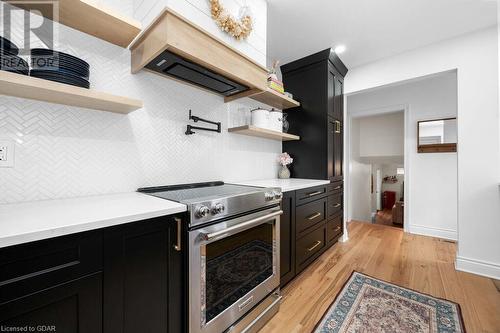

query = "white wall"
[
  {"left": 346, "top": 27, "right": 500, "bottom": 279},
  {"left": 358, "top": 112, "right": 404, "bottom": 158},
  {"left": 132, "top": 0, "right": 267, "bottom": 66},
  {"left": 349, "top": 118, "right": 372, "bottom": 222},
  {"left": 0, "top": 1, "right": 279, "bottom": 204},
  {"left": 348, "top": 72, "right": 458, "bottom": 240}
]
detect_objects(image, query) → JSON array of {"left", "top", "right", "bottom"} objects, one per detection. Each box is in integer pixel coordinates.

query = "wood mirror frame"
[{"left": 417, "top": 118, "right": 457, "bottom": 153}]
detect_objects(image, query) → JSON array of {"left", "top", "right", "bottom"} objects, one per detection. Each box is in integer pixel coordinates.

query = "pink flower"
[{"left": 277, "top": 152, "right": 293, "bottom": 166}]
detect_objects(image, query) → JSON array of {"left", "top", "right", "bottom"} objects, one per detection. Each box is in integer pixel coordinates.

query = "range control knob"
[
  {"left": 273, "top": 191, "right": 283, "bottom": 200},
  {"left": 196, "top": 205, "right": 210, "bottom": 218},
  {"left": 212, "top": 203, "right": 225, "bottom": 214},
  {"left": 265, "top": 192, "right": 275, "bottom": 201}
]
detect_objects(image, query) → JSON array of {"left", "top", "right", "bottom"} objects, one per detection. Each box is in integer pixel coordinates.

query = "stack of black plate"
[
  {"left": 30, "top": 48, "right": 90, "bottom": 89},
  {"left": 0, "top": 36, "right": 29, "bottom": 75}
]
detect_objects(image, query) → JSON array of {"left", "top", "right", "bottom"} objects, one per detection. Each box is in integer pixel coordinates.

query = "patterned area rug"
[{"left": 314, "top": 271, "right": 465, "bottom": 333}]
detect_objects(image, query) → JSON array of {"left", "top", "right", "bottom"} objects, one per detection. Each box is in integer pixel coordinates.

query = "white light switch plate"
[{"left": 0, "top": 140, "right": 15, "bottom": 168}]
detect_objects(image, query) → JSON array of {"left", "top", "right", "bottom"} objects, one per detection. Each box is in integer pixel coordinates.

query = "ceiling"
[{"left": 267, "top": 0, "right": 497, "bottom": 69}]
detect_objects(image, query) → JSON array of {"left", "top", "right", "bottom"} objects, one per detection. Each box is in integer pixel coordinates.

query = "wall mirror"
[{"left": 417, "top": 118, "right": 457, "bottom": 153}]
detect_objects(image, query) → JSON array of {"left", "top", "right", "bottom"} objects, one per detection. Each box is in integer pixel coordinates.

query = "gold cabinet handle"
[
  {"left": 307, "top": 240, "right": 322, "bottom": 252},
  {"left": 307, "top": 212, "right": 321, "bottom": 221},
  {"left": 334, "top": 226, "right": 341, "bottom": 232},
  {"left": 333, "top": 203, "right": 341, "bottom": 208},
  {"left": 335, "top": 120, "right": 341, "bottom": 133},
  {"left": 174, "top": 217, "right": 182, "bottom": 252},
  {"left": 306, "top": 191, "right": 322, "bottom": 197},
  {"left": 333, "top": 186, "right": 341, "bottom": 190}
]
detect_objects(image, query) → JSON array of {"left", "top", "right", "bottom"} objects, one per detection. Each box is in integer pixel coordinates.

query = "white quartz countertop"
[
  {"left": 0, "top": 192, "right": 187, "bottom": 248},
  {"left": 231, "top": 178, "right": 331, "bottom": 192}
]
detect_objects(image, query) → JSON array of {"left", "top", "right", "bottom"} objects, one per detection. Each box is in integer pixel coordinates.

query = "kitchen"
[{"left": 1, "top": 1, "right": 500, "bottom": 333}]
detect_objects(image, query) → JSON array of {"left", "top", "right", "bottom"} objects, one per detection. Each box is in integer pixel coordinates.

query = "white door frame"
[{"left": 344, "top": 103, "right": 411, "bottom": 236}]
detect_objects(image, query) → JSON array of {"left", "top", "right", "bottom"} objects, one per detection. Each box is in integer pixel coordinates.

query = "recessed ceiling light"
[{"left": 334, "top": 45, "right": 346, "bottom": 54}]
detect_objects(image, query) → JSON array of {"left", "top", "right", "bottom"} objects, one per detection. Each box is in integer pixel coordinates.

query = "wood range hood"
[{"left": 129, "top": 9, "right": 300, "bottom": 109}]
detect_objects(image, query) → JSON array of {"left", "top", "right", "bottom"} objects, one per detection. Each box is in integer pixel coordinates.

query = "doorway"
[{"left": 348, "top": 111, "right": 406, "bottom": 229}]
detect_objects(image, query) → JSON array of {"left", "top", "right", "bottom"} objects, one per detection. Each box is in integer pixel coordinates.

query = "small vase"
[
  {"left": 278, "top": 165, "right": 291, "bottom": 179},
  {"left": 282, "top": 113, "right": 289, "bottom": 133}
]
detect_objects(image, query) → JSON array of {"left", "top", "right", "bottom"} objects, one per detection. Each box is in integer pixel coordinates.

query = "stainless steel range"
[{"left": 138, "top": 181, "right": 283, "bottom": 333}]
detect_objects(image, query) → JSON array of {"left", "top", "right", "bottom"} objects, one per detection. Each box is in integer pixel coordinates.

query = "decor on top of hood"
[
  {"left": 277, "top": 152, "right": 293, "bottom": 179},
  {"left": 185, "top": 109, "right": 222, "bottom": 135},
  {"left": 209, "top": 0, "right": 253, "bottom": 40}
]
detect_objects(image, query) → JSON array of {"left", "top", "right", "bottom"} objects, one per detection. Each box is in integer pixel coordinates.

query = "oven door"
[{"left": 189, "top": 206, "right": 281, "bottom": 333}]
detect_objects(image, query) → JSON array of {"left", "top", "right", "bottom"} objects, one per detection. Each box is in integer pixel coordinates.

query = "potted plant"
[{"left": 277, "top": 152, "right": 293, "bottom": 179}]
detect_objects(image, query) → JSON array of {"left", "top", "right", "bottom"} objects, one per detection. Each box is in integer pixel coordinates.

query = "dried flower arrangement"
[
  {"left": 209, "top": 0, "right": 253, "bottom": 40},
  {"left": 277, "top": 152, "right": 293, "bottom": 166}
]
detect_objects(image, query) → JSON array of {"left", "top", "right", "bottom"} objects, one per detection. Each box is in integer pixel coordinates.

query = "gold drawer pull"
[
  {"left": 307, "top": 240, "right": 322, "bottom": 252},
  {"left": 174, "top": 217, "right": 182, "bottom": 251},
  {"left": 307, "top": 212, "right": 322, "bottom": 220},
  {"left": 335, "top": 120, "right": 341, "bottom": 133},
  {"left": 333, "top": 186, "right": 341, "bottom": 190},
  {"left": 334, "top": 226, "right": 341, "bottom": 232},
  {"left": 333, "top": 203, "right": 341, "bottom": 208},
  {"left": 306, "top": 191, "right": 323, "bottom": 197}
]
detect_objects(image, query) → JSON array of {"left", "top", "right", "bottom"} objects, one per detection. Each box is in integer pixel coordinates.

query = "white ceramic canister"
[
  {"left": 251, "top": 108, "right": 271, "bottom": 129},
  {"left": 269, "top": 109, "right": 283, "bottom": 132}
]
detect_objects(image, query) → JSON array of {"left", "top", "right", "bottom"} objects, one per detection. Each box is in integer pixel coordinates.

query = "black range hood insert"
[{"left": 145, "top": 50, "right": 248, "bottom": 96}]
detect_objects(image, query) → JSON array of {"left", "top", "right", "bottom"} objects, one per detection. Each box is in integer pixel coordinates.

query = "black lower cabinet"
[
  {"left": 280, "top": 185, "right": 343, "bottom": 287},
  {"left": 0, "top": 215, "right": 185, "bottom": 333},
  {"left": 0, "top": 273, "right": 103, "bottom": 332},
  {"left": 103, "top": 216, "right": 185, "bottom": 333},
  {"left": 280, "top": 191, "right": 296, "bottom": 286}
]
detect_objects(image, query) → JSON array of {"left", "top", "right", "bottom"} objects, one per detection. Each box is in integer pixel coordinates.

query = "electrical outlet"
[{"left": 0, "top": 140, "right": 14, "bottom": 168}]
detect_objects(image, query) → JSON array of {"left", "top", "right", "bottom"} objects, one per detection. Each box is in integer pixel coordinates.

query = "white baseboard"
[
  {"left": 408, "top": 224, "right": 457, "bottom": 241},
  {"left": 456, "top": 256, "right": 500, "bottom": 280}
]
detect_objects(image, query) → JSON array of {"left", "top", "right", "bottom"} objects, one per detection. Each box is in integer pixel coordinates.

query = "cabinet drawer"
[
  {"left": 296, "top": 225, "right": 326, "bottom": 273},
  {"left": 328, "top": 181, "right": 343, "bottom": 195},
  {"left": 296, "top": 185, "right": 328, "bottom": 206},
  {"left": 0, "top": 231, "right": 102, "bottom": 303},
  {"left": 327, "top": 194, "right": 343, "bottom": 218},
  {"left": 327, "top": 215, "right": 343, "bottom": 244},
  {"left": 296, "top": 197, "right": 327, "bottom": 237},
  {"left": 0, "top": 273, "right": 102, "bottom": 333}
]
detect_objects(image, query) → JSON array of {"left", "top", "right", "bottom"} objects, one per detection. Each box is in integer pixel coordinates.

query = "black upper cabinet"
[
  {"left": 282, "top": 48, "right": 347, "bottom": 181},
  {"left": 328, "top": 118, "right": 343, "bottom": 182},
  {"left": 103, "top": 216, "right": 185, "bottom": 333}
]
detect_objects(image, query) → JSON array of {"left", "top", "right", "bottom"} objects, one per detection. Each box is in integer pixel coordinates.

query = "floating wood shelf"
[
  {"left": 228, "top": 125, "right": 300, "bottom": 141},
  {"left": 225, "top": 88, "right": 300, "bottom": 110},
  {"left": 0, "top": 71, "right": 143, "bottom": 113},
  {"left": 3, "top": 0, "right": 141, "bottom": 47}
]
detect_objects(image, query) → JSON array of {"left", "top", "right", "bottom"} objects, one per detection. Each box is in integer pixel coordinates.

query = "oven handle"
[{"left": 201, "top": 210, "right": 283, "bottom": 241}]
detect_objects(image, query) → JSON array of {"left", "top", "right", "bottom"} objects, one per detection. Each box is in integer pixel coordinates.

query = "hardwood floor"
[
  {"left": 375, "top": 208, "right": 400, "bottom": 227},
  {"left": 261, "top": 221, "right": 500, "bottom": 333}
]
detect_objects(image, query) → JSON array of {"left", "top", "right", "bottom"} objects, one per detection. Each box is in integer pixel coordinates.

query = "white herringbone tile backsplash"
[{"left": 0, "top": 2, "right": 280, "bottom": 204}]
